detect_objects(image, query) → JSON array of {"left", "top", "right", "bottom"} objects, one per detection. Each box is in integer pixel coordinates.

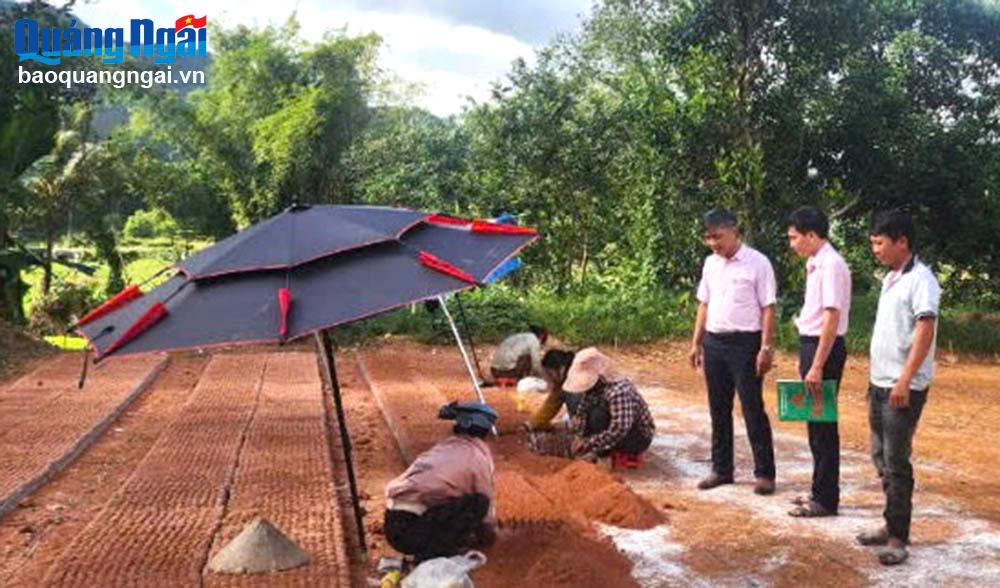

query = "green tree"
[
  {"left": 463, "top": 0, "right": 1000, "bottom": 301},
  {"left": 188, "top": 21, "right": 381, "bottom": 224},
  {"left": 344, "top": 106, "right": 472, "bottom": 211}
]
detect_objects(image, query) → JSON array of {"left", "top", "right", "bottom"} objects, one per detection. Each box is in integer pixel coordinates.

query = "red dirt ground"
[
  {"left": 0, "top": 355, "right": 206, "bottom": 587},
  {"left": 203, "top": 352, "right": 351, "bottom": 588},
  {"left": 0, "top": 354, "right": 165, "bottom": 517},
  {"left": 353, "top": 338, "right": 1000, "bottom": 587},
  {"left": 2, "top": 351, "right": 350, "bottom": 588},
  {"left": 608, "top": 341, "right": 1000, "bottom": 523},
  {"left": 0, "top": 337, "right": 996, "bottom": 587}
]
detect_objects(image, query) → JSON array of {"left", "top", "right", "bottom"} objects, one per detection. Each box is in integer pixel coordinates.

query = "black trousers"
[
  {"left": 384, "top": 493, "right": 491, "bottom": 562},
  {"left": 703, "top": 331, "right": 776, "bottom": 480},
  {"left": 490, "top": 354, "right": 532, "bottom": 380},
  {"left": 799, "top": 335, "right": 847, "bottom": 513},
  {"left": 869, "top": 384, "right": 928, "bottom": 542}
]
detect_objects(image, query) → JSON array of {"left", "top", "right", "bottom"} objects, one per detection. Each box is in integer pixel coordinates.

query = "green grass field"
[{"left": 44, "top": 335, "right": 89, "bottom": 350}]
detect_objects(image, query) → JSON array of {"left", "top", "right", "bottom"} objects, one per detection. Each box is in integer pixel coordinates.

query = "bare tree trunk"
[{"left": 42, "top": 209, "right": 54, "bottom": 295}]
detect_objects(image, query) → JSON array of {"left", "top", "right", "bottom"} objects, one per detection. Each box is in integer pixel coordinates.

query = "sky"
[{"left": 72, "top": 0, "right": 594, "bottom": 116}]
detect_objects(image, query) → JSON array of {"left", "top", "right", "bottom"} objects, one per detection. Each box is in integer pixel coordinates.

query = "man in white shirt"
[{"left": 856, "top": 210, "right": 940, "bottom": 567}]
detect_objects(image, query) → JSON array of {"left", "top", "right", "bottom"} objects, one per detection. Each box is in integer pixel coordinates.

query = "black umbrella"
[
  {"left": 77, "top": 204, "right": 537, "bottom": 357},
  {"left": 74, "top": 203, "right": 539, "bottom": 551}
]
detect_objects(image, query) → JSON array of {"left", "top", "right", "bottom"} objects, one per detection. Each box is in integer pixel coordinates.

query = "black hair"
[
  {"left": 870, "top": 209, "right": 916, "bottom": 250},
  {"left": 703, "top": 208, "right": 738, "bottom": 230},
  {"left": 787, "top": 206, "right": 829, "bottom": 239},
  {"left": 454, "top": 423, "right": 490, "bottom": 438},
  {"left": 542, "top": 349, "right": 575, "bottom": 370},
  {"left": 529, "top": 324, "right": 548, "bottom": 344},
  {"left": 582, "top": 376, "right": 607, "bottom": 395}
]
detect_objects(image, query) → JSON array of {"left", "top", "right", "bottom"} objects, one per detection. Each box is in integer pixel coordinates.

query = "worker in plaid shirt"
[{"left": 563, "top": 348, "right": 655, "bottom": 460}]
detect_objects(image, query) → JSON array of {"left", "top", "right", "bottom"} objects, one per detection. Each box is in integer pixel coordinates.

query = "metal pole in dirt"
[
  {"left": 437, "top": 295, "right": 498, "bottom": 437},
  {"left": 315, "top": 330, "right": 368, "bottom": 554},
  {"left": 454, "top": 293, "right": 485, "bottom": 383}
]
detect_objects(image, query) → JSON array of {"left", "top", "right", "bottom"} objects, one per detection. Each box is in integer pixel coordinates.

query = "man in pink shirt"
[
  {"left": 689, "top": 209, "right": 777, "bottom": 496},
  {"left": 786, "top": 206, "right": 852, "bottom": 518}
]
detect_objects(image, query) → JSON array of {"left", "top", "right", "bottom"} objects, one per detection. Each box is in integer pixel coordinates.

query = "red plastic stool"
[{"left": 611, "top": 451, "right": 645, "bottom": 469}]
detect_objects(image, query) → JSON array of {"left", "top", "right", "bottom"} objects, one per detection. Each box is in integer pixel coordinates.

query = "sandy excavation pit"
[{"left": 355, "top": 341, "right": 665, "bottom": 587}]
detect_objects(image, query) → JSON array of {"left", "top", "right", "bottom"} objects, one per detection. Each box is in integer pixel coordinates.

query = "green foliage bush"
[
  {"left": 332, "top": 283, "right": 1000, "bottom": 358},
  {"left": 123, "top": 209, "right": 179, "bottom": 241},
  {"left": 26, "top": 281, "right": 96, "bottom": 336},
  {"left": 331, "top": 283, "right": 695, "bottom": 349}
]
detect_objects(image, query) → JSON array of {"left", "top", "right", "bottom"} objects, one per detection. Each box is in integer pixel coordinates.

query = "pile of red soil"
[
  {"left": 539, "top": 461, "right": 663, "bottom": 529},
  {"left": 474, "top": 523, "right": 639, "bottom": 588},
  {"left": 492, "top": 436, "right": 665, "bottom": 530}
]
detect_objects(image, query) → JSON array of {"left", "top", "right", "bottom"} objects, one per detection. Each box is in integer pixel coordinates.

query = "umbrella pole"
[
  {"left": 437, "top": 295, "right": 498, "bottom": 437},
  {"left": 454, "top": 293, "right": 485, "bottom": 383},
  {"left": 315, "top": 331, "right": 367, "bottom": 554}
]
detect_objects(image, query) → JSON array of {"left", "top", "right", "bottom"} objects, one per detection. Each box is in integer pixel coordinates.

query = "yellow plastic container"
[{"left": 380, "top": 570, "right": 403, "bottom": 588}]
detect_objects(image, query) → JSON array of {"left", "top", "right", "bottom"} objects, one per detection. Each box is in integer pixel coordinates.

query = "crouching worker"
[
  {"left": 526, "top": 349, "right": 576, "bottom": 430},
  {"left": 486, "top": 325, "right": 548, "bottom": 385},
  {"left": 384, "top": 401, "right": 500, "bottom": 563},
  {"left": 564, "top": 348, "right": 655, "bottom": 466}
]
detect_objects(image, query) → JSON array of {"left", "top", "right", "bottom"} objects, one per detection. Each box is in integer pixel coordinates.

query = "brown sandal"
[{"left": 788, "top": 500, "right": 836, "bottom": 518}]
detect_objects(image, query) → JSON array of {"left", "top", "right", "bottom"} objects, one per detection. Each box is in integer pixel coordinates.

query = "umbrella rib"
[
  {"left": 183, "top": 234, "right": 409, "bottom": 280},
  {"left": 182, "top": 208, "right": 535, "bottom": 281}
]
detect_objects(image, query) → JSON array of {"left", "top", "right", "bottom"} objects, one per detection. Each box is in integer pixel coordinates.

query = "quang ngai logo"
[{"left": 14, "top": 14, "right": 208, "bottom": 66}]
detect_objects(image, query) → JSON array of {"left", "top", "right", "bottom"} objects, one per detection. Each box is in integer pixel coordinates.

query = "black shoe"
[
  {"left": 697, "top": 473, "right": 735, "bottom": 490},
  {"left": 754, "top": 478, "right": 776, "bottom": 495}
]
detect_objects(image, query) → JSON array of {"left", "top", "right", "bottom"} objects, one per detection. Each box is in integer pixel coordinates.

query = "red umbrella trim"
[
  {"left": 278, "top": 288, "right": 292, "bottom": 339},
  {"left": 470, "top": 220, "right": 537, "bottom": 235},
  {"left": 77, "top": 284, "right": 144, "bottom": 327},
  {"left": 101, "top": 302, "right": 168, "bottom": 358},
  {"left": 418, "top": 251, "right": 477, "bottom": 284}
]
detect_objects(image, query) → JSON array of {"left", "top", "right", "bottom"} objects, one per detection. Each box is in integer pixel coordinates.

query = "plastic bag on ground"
[
  {"left": 516, "top": 376, "right": 549, "bottom": 394},
  {"left": 401, "top": 551, "right": 487, "bottom": 588}
]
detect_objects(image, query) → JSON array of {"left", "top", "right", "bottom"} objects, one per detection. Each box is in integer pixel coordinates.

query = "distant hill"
[{"left": 90, "top": 53, "right": 212, "bottom": 139}]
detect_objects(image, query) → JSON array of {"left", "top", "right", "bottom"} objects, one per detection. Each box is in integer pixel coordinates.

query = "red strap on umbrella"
[
  {"left": 77, "top": 284, "right": 144, "bottom": 326},
  {"left": 278, "top": 288, "right": 291, "bottom": 339},
  {"left": 101, "top": 302, "right": 168, "bottom": 358},
  {"left": 426, "top": 214, "right": 471, "bottom": 227},
  {"left": 470, "top": 220, "right": 537, "bottom": 235},
  {"left": 418, "top": 251, "right": 477, "bottom": 284}
]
